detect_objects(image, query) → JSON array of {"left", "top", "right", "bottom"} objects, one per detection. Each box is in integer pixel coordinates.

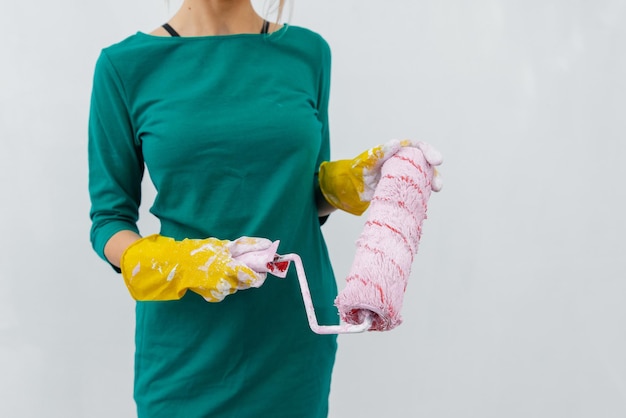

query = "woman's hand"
[
  {"left": 318, "top": 139, "right": 443, "bottom": 215},
  {"left": 120, "top": 234, "right": 277, "bottom": 302}
]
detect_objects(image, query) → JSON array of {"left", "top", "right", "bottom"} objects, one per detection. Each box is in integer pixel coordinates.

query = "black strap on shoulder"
[
  {"left": 260, "top": 20, "right": 270, "bottom": 34},
  {"left": 163, "top": 21, "right": 267, "bottom": 37},
  {"left": 162, "top": 23, "right": 180, "bottom": 37}
]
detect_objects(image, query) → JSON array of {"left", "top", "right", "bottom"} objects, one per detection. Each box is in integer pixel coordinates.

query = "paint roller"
[
  {"left": 240, "top": 146, "right": 435, "bottom": 334},
  {"left": 334, "top": 146, "right": 434, "bottom": 332}
]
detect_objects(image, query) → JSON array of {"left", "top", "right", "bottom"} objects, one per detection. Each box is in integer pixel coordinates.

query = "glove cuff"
[
  {"left": 120, "top": 234, "right": 187, "bottom": 301},
  {"left": 319, "top": 161, "right": 370, "bottom": 216}
]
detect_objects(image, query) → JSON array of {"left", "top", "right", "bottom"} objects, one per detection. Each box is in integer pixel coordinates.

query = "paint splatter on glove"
[
  {"left": 121, "top": 234, "right": 277, "bottom": 302},
  {"left": 318, "top": 139, "right": 443, "bottom": 215}
]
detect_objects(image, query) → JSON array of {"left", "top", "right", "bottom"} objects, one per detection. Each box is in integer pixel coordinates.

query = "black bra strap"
[
  {"left": 162, "top": 21, "right": 268, "bottom": 37},
  {"left": 162, "top": 23, "right": 180, "bottom": 37},
  {"left": 261, "top": 20, "right": 270, "bottom": 34}
]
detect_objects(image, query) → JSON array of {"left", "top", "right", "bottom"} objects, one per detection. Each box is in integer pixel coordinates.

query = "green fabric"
[{"left": 88, "top": 25, "right": 338, "bottom": 418}]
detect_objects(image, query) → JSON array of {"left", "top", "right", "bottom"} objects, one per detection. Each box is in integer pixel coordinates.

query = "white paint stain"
[
  {"left": 166, "top": 264, "right": 178, "bottom": 282},
  {"left": 132, "top": 262, "right": 141, "bottom": 278}
]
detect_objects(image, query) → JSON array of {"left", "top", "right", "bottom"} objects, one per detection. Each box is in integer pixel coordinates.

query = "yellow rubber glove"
[
  {"left": 120, "top": 234, "right": 275, "bottom": 302},
  {"left": 318, "top": 139, "right": 443, "bottom": 215}
]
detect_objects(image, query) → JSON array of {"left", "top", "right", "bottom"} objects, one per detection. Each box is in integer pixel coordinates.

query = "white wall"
[{"left": 1, "top": 1, "right": 624, "bottom": 417}]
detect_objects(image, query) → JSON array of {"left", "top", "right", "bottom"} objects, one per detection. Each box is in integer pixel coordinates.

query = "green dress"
[{"left": 88, "top": 25, "right": 338, "bottom": 417}]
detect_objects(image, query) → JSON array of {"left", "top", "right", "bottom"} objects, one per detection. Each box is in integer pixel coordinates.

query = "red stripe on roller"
[{"left": 364, "top": 220, "right": 415, "bottom": 259}]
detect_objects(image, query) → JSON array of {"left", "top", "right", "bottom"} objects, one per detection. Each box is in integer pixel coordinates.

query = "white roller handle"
[{"left": 274, "top": 254, "right": 373, "bottom": 334}]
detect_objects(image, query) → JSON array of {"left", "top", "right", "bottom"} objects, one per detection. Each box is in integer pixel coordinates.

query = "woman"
[{"left": 88, "top": 0, "right": 441, "bottom": 416}]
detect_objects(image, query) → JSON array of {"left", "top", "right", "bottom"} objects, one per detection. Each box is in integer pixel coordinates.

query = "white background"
[{"left": 1, "top": 0, "right": 625, "bottom": 417}]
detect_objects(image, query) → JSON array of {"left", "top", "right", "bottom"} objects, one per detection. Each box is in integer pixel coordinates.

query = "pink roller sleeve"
[{"left": 334, "top": 147, "right": 434, "bottom": 331}]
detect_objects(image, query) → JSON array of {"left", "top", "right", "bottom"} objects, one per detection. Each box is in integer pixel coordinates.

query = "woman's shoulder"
[
  {"left": 283, "top": 25, "right": 330, "bottom": 48},
  {"left": 279, "top": 25, "right": 332, "bottom": 64},
  {"left": 95, "top": 31, "right": 180, "bottom": 78},
  {"left": 99, "top": 32, "right": 157, "bottom": 60}
]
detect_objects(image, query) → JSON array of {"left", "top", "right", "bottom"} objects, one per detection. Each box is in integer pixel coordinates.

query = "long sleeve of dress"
[
  {"left": 315, "top": 39, "right": 331, "bottom": 171},
  {"left": 314, "top": 40, "right": 332, "bottom": 225},
  {"left": 88, "top": 51, "right": 144, "bottom": 262}
]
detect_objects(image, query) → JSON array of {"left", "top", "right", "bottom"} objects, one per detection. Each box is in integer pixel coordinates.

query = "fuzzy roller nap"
[{"left": 334, "top": 146, "right": 434, "bottom": 331}]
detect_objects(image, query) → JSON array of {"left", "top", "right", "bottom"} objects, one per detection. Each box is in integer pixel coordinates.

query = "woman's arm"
[
  {"left": 104, "top": 230, "right": 142, "bottom": 268},
  {"left": 88, "top": 51, "right": 144, "bottom": 266},
  {"left": 314, "top": 39, "right": 334, "bottom": 219}
]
